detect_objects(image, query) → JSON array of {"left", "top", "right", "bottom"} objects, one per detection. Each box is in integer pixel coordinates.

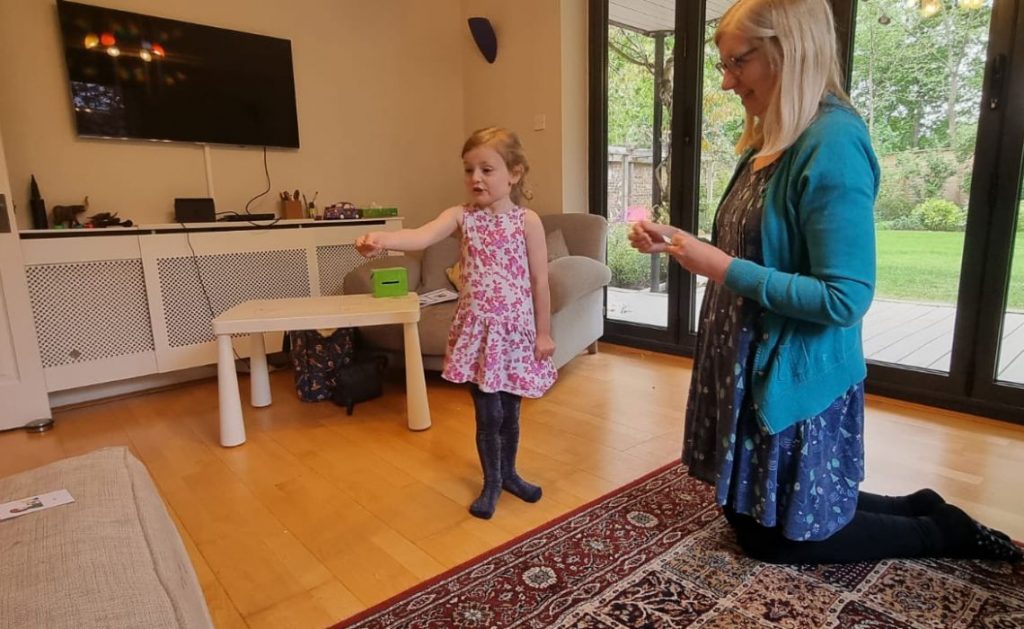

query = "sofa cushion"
[
  {"left": 548, "top": 255, "right": 612, "bottom": 314},
  {"left": 546, "top": 229, "right": 570, "bottom": 261},
  {"left": 0, "top": 447, "right": 212, "bottom": 629},
  {"left": 446, "top": 261, "right": 463, "bottom": 291},
  {"left": 420, "top": 238, "right": 460, "bottom": 292},
  {"left": 358, "top": 301, "right": 457, "bottom": 357}
]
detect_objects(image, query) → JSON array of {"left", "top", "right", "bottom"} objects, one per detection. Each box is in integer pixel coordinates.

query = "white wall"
[
  {"left": 0, "top": 0, "right": 467, "bottom": 229},
  {"left": 0, "top": 0, "right": 588, "bottom": 229},
  {"left": 460, "top": 0, "right": 589, "bottom": 216}
]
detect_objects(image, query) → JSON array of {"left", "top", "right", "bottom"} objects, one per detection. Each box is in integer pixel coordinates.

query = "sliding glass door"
[
  {"left": 590, "top": 0, "right": 1024, "bottom": 420},
  {"left": 840, "top": 0, "right": 1024, "bottom": 418}
]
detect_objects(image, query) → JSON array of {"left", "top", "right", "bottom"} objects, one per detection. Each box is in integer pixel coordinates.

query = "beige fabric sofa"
[
  {"left": 344, "top": 212, "right": 611, "bottom": 371},
  {"left": 0, "top": 447, "right": 213, "bottom": 629}
]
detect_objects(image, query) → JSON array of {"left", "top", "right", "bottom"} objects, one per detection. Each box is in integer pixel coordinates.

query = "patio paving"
[{"left": 607, "top": 286, "right": 1024, "bottom": 385}]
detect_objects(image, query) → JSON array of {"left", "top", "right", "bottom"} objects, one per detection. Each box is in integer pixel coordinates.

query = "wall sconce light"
[{"left": 468, "top": 17, "right": 497, "bottom": 64}]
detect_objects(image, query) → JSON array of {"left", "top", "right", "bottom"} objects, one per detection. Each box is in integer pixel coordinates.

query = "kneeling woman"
[{"left": 629, "top": 0, "right": 1020, "bottom": 564}]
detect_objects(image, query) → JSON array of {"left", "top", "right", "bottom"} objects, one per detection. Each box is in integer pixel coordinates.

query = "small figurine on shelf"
[
  {"left": 87, "top": 212, "right": 133, "bottom": 228},
  {"left": 51, "top": 196, "right": 89, "bottom": 228}
]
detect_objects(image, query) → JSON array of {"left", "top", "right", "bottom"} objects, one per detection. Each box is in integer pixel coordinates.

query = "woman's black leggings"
[{"left": 724, "top": 492, "right": 944, "bottom": 564}]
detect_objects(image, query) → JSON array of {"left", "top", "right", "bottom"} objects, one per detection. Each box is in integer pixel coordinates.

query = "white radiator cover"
[{"left": 20, "top": 219, "right": 400, "bottom": 392}]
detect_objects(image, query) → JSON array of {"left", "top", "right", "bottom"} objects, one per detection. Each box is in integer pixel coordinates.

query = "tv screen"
[{"left": 56, "top": 1, "right": 300, "bottom": 148}]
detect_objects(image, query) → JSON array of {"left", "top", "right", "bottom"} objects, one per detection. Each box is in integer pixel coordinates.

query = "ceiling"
[{"left": 609, "top": 0, "right": 733, "bottom": 33}]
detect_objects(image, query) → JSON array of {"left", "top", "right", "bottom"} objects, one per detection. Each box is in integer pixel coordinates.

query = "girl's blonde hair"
[
  {"left": 462, "top": 127, "right": 533, "bottom": 204},
  {"left": 715, "top": 0, "right": 850, "bottom": 156}
]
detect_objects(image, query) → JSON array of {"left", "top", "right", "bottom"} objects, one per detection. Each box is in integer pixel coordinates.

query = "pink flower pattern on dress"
[{"left": 441, "top": 205, "right": 557, "bottom": 398}]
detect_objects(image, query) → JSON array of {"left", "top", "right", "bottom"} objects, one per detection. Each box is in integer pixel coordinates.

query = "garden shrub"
[{"left": 910, "top": 199, "right": 966, "bottom": 232}]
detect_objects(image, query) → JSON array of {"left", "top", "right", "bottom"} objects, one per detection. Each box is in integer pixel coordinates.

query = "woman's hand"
[
  {"left": 665, "top": 232, "right": 733, "bottom": 283},
  {"left": 535, "top": 333, "right": 555, "bottom": 361},
  {"left": 627, "top": 220, "right": 672, "bottom": 254},
  {"left": 354, "top": 232, "right": 385, "bottom": 257}
]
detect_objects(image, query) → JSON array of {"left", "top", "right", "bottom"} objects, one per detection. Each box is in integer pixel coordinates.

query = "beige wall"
[
  {"left": 460, "top": 0, "right": 588, "bottom": 216},
  {"left": 0, "top": 0, "right": 467, "bottom": 229},
  {"left": 0, "top": 0, "right": 588, "bottom": 230}
]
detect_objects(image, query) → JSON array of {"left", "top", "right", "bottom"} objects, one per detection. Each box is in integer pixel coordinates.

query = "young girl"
[{"left": 355, "top": 127, "right": 557, "bottom": 519}]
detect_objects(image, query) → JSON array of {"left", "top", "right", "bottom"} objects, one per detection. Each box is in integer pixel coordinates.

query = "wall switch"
[{"left": 533, "top": 114, "right": 546, "bottom": 131}]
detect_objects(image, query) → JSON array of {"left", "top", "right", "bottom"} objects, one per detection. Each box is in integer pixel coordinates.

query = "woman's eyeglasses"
[{"left": 715, "top": 47, "right": 758, "bottom": 77}]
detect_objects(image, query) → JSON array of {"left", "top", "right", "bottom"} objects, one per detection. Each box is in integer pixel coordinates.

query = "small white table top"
[{"left": 212, "top": 293, "right": 420, "bottom": 335}]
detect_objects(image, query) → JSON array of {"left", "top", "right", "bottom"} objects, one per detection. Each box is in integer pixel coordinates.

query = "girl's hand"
[
  {"left": 535, "top": 333, "right": 555, "bottom": 361},
  {"left": 665, "top": 232, "right": 733, "bottom": 283},
  {"left": 355, "top": 232, "right": 384, "bottom": 257},
  {"left": 627, "top": 220, "right": 671, "bottom": 254}
]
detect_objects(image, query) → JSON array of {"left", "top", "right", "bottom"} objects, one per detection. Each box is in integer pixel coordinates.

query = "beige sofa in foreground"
[
  {"left": 344, "top": 212, "right": 611, "bottom": 371},
  {"left": 0, "top": 447, "right": 212, "bottom": 629}
]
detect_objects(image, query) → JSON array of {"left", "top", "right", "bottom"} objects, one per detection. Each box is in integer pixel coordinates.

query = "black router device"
[{"left": 174, "top": 198, "right": 216, "bottom": 222}]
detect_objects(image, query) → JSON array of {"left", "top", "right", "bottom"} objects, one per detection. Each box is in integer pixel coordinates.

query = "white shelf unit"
[{"left": 20, "top": 218, "right": 401, "bottom": 392}]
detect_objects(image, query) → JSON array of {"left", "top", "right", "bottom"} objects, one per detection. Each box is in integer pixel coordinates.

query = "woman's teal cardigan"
[{"left": 721, "top": 98, "right": 881, "bottom": 434}]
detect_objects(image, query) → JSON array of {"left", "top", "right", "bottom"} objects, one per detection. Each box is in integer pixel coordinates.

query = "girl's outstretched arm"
[
  {"left": 523, "top": 210, "right": 555, "bottom": 361},
  {"left": 355, "top": 206, "right": 461, "bottom": 256}
]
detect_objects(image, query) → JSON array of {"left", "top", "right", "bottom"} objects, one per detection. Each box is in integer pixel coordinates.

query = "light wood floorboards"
[{"left": 1, "top": 344, "right": 1021, "bottom": 628}]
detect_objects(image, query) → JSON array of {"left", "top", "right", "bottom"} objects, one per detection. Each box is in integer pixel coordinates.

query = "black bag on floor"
[
  {"left": 287, "top": 328, "right": 355, "bottom": 402},
  {"left": 332, "top": 355, "right": 387, "bottom": 415}
]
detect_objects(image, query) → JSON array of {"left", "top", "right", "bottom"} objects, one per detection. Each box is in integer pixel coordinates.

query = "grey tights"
[{"left": 469, "top": 384, "right": 542, "bottom": 519}]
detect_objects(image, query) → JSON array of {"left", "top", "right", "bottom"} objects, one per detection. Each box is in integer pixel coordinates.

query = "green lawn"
[{"left": 875, "top": 230, "right": 1024, "bottom": 310}]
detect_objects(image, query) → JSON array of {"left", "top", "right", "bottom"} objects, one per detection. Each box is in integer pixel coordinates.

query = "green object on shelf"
[
  {"left": 362, "top": 207, "right": 399, "bottom": 218},
  {"left": 371, "top": 267, "right": 408, "bottom": 298}
]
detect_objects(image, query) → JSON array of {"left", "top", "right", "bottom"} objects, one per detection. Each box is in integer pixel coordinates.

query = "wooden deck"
[{"left": 606, "top": 287, "right": 1024, "bottom": 384}]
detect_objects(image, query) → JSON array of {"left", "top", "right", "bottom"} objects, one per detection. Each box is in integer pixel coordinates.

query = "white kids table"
[{"left": 211, "top": 293, "right": 431, "bottom": 447}]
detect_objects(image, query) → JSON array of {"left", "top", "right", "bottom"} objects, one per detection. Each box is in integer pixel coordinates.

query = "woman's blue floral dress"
[{"left": 683, "top": 160, "right": 866, "bottom": 542}]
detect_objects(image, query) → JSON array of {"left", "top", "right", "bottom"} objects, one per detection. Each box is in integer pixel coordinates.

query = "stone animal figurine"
[{"left": 52, "top": 196, "right": 89, "bottom": 228}]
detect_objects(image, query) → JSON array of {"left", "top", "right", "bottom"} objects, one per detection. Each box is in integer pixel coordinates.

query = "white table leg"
[
  {"left": 249, "top": 332, "right": 272, "bottom": 408},
  {"left": 402, "top": 322, "right": 431, "bottom": 431},
  {"left": 217, "top": 334, "right": 246, "bottom": 447}
]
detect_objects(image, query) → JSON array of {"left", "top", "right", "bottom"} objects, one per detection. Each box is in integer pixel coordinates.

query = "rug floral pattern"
[{"left": 336, "top": 464, "right": 1024, "bottom": 628}]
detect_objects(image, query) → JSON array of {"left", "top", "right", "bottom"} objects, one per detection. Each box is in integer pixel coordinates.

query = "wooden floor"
[{"left": 1, "top": 344, "right": 1022, "bottom": 628}]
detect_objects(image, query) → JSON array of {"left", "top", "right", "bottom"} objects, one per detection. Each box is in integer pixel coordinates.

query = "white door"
[{"left": 0, "top": 125, "right": 49, "bottom": 429}]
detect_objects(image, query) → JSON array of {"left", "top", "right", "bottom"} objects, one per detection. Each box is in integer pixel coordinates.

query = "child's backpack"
[
  {"left": 286, "top": 328, "right": 355, "bottom": 402},
  {"left": 332, "top": 355, "right": 387, "bottom": 415}
]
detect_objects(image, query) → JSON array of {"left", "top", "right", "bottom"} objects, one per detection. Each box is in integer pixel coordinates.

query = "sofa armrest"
[
  {"left": 548, "top": 255, "right": 611, "bottom": 314},
  {"left": 541, "top": 214, "right": 608, "bottom": 262},
  {"left": 343, "top": 255, "right": 422, "bottom": 294}
]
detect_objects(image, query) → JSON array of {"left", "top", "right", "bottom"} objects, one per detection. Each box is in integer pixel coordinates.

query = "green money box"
[{"left": 371, "top": 267, "right": 408, "bottom": 298}]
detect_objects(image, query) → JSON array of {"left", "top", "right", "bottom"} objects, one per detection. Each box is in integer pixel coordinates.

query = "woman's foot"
[
  {"left": 470, "top": 483, "right": 502, "bottom": 519},
  {"left": 930, "top": 504, "right": 1023, "bottom": 562},
  {"left": 503, "top": 475, "right": 542, "bottom": 503}
]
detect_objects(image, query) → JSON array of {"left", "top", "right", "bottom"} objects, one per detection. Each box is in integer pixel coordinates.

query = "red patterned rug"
[{"left": 333, "top": 462, "right": 1024, "bottom": 628}]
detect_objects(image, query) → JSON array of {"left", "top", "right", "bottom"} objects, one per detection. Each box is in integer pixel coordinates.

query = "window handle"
[{"left": 988, "top": 54, "right": 1006, "bottom": 110}]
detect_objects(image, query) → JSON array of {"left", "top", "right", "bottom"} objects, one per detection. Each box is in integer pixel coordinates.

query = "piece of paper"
[
  {"left": 0, "top": 489, "right": 75, "bottom": 521},
  {"left": 419, "top": 288, "right": 459, "bottom": 307}
]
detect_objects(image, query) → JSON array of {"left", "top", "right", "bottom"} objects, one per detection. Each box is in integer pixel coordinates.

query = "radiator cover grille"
[
  {"left": 26, "top": 260, "right": 155, "bottom": 367},
  {"left": 317, "top": 244, "right": 369, "bottom": 296},
  {"left": 158, "top": 249, "right": 310, "bottom": 347}
]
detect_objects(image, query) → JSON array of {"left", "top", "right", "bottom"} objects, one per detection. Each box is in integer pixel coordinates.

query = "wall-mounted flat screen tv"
[{"left": 56, "top": 1, "right": 300, "bottom": 148}]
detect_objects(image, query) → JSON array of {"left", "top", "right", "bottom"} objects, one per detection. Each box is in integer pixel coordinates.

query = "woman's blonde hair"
[
  {"left": 715, "top": 0, "right": 850, "bottom": 156},
  {"left": 461, "top": 127, "right": 533, "bottom": 204}
]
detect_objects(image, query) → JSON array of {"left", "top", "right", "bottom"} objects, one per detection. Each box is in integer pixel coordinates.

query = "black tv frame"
[{"left": 55, "top": 1, "right": 300, "bottom": 148}]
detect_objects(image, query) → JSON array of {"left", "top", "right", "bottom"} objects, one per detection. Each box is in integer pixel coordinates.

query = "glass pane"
[
  {"left": 697, "top": 13, "right": 744, "bottom": 333},
  {"left": 605, "top": 24, "right": 674, "bottom": 328},
  {"left": 996, "top": 183, "right": 1024, "bottom": 384},
  {"left": 850, "top": 0, "right": 993, "bottom": 373}
]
